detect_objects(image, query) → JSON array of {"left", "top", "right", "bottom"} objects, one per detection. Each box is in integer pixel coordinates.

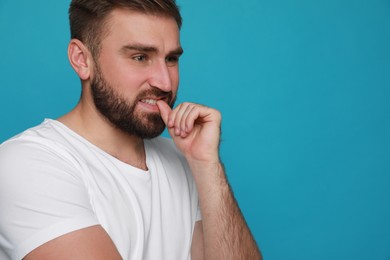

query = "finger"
[
  {"left": 185, "top": 105, "right": 202, "bottom": 133},
  {"left": 182, "top": 105, "right": 196, "bottom": 134},
  {"left": 173, "top": 103, "right": 190, "bottom": 136},
  {"left": 178, "top": 104, "right": 195, "bottom": 137},
  {"left": 156, "top": 100, "right": 172, "bottom": 126}
]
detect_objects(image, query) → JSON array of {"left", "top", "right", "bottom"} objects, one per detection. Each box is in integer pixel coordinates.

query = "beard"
[{"left": 90, "top": 65, "right": 175, "bottom": 139}]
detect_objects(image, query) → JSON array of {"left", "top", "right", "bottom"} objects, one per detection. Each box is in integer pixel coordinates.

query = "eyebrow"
[{"left": 121, "top": 44, "right": 184, "bottom": 56}]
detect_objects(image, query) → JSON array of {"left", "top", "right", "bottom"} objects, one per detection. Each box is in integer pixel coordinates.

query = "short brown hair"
[{"left": 69, "top": 0, "right": 182, "bottom": 57}]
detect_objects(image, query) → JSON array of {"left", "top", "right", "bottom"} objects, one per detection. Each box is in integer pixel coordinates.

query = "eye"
[
  {"left": 166, "top": 55, "right": 180, "bottom": 66},
  {"left": 133, "top": 54, "right": 147, "bottom": 62}
]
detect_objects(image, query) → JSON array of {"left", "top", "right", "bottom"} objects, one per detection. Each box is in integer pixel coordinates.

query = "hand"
[{"left": 157, "top": 101, "right": 222, "bottom": 164}]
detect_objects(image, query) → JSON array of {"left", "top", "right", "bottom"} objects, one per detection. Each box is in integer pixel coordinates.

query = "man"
[{"left": 0, "top": 0, "right": 261, "bottom": 259}]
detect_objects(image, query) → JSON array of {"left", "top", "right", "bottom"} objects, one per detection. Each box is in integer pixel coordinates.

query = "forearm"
[{"left": 189, "top": 160, "right": 262, "bottom": 260}]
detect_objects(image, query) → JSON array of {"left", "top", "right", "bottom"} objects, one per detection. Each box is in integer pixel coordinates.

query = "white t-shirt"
[{"left": 0, "top": 119, "right": 201, "bottom": 260}]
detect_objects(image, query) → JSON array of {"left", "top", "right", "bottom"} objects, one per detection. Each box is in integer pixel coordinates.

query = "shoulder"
[
  {"left": 1, "top": 119, "right": 67, "bottom": 154},
  {"left": 0, "top": 120, "right": 90, "bottom": 218},
  {"left": 0, "top": 120, "right": 88, "bottom": 201},
  {"left": 0, "top": 119, "right": 92, "bottom": 197},
  {"left": 1, "top": 120, "right": 57, "bottom": 166},
  {"left": 0, "top": 121, "right": 98, "bottom": 259},
  {"left": 1, "top": 120, "right": 79, "bottom": 178},
  {"left": 0, "top": 119, "right": 89, "bottom": 169}
]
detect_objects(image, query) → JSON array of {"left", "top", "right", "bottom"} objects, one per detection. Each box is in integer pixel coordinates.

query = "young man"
[{"left": 0, "top": 0, "right": 261, "bottom": 259}]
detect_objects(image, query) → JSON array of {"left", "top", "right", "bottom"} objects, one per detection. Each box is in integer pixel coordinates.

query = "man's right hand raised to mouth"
[
  {"left": 157, "top": 100, "right": 262, "bottom": 260},
  {"left": 157, "top": 100, "right": 221, "bottom": 165}
]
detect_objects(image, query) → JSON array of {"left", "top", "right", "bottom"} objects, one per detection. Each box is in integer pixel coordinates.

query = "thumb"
[{"left": 157, "top": 100, "right": 171, "bottom": 126}]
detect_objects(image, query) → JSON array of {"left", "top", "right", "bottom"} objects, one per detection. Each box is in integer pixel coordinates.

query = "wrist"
[
  {"left": 188, "top": 159, "right": 227, "bottom": 185},
  {"left": 186, "top": 157, "right": 222, "bottom": 174}
]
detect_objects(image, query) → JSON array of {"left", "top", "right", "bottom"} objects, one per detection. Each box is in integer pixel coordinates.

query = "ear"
[{"left": 68, "top": 39, "right": 92, "bottom": 80}]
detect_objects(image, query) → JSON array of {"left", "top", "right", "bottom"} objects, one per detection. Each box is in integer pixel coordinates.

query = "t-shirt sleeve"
[{"left": 0, "top": 140, "right": 99, "bottom": 259}]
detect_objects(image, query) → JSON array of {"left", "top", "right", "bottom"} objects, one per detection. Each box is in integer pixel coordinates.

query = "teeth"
[{"left": 141, "top": 99, "right": 157, "bottom": 105}]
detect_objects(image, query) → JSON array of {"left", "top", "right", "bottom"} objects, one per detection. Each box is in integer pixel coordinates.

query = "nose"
[{"left": 148, "top": 60, "right": 174, "bottom": 92}]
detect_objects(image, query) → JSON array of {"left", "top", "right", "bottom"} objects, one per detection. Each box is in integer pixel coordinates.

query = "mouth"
[
  {"left": 140, "top": 98, "right": 159, "bottom": 105},
  {"left": 138, "top": 97, "right": 170, "bottom": 113},
  {"left": 137, "top": 90, "right": 174, "bottom": 111},
  {"left": 140, "top": 94, "right": 172, "bottom": 106}
]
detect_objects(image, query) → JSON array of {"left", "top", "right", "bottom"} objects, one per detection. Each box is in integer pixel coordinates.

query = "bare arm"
[
  {"left": 190, "top": 161, "right": 261, "bottom": 259},
  {"left": 158, "top": 101, "right": 262, "bottom": 260},
  {"left": 23, "top": 225, "right": 122, "bottom": 260}
]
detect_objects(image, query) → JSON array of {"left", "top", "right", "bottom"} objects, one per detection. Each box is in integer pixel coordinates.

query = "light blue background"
[{"left": 1, "top": 1, "right": 390, "bottom": 259}]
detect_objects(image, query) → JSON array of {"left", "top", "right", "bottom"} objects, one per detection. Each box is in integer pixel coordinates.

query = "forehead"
[{"left": 102, "top": 9, "right": 181, "bottom": 50}]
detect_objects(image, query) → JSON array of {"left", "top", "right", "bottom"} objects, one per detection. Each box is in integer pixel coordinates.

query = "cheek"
[
  {"left": 105, "top": 65, "right": 149, "bottom": 89},
  {"left": 98, "top": 54, "right": 146, "bottom": 87}
]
